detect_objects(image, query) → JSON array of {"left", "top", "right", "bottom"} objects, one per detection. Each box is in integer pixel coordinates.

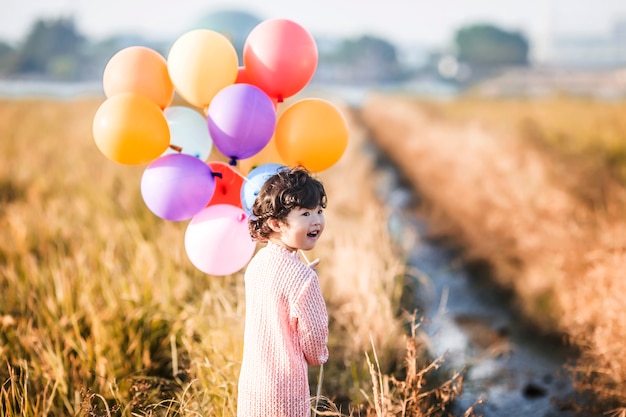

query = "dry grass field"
[
  {"left": 361, "top": 94, "right": 626, "bottom": 414},
  {"left": 0, "top": 98, "right": 470, "bottom": 416}
]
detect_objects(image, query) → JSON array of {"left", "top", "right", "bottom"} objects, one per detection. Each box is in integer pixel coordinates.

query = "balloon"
[
  {"left": 243, "top": 18, "right": 318, "bottom": 101},
  {"left": 141, "top": 154, "right": 216, "bottom": 221},
  {"left": 185, "top": 204, "right": 256, "bottom": 275},
  {"left": 103, "top": 46, "right": 175, "bottom": 109},
  {"left": 207, "top": 161, "right": 244, "bottom": 208},
  {"left": 238, "top": 134, "right": 286, "bottom": 175},
  {"left": 275, "top": 98, "right": 349, "bottom": 173},
  {"left": 235, "top": 66, "right": 252, "bottom": 84},
  {"left": 163, "top": 106, "right": 213, "bottom": 160},
  {"left": 92, "top": 93, "right": 170, "bottom": 165},
  {"left": 207, "top": 83, "right": 276, "bottom": 162},
  {"left": 167, "top": 29, "right": 239, "bottom": 108},
  {"left": 240, "top": 163, "right": 286, "bottom": 216}
]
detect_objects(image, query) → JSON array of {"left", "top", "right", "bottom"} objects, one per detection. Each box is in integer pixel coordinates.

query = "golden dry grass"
[
  {"left": 361, "top": 93, "right": 626, "bottom": 412},
  {"left": 0, "top": 97, "right": 468, "bottom": 416}
]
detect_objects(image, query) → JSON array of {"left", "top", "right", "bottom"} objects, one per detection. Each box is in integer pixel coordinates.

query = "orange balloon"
[
  {"left": 274, "top": 99, "right": 348, "bottom": 173},
  {"left": 103, "top": 46, "right": 174, "bottom": 110},
  {"left": 92, "top": 93, "right": 170, "bottom": 165},
  {"left": 238, "top": 135, "right": 286, "bottom": 175},
  {"left": 168, "top": 30, "right": 238, "bottom": 108}
]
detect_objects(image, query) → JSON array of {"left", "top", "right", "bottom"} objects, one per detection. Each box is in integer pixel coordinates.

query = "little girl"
[{"left": 237, "top": 166, "right": 329, "bottom": 417}]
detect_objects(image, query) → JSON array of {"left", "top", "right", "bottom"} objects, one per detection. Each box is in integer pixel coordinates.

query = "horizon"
[{"left": 2, "top": 0, "right": 626, "bottom": 50}]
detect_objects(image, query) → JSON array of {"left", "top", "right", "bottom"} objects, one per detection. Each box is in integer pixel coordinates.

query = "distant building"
[{"left": 544, "top": 19, "right": 626, "bottom": 69}]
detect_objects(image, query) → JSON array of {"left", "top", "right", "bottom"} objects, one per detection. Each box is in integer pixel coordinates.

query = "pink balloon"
[
  {"left": 141, "top": 154, "right": 216, "bottom": 221},
  {"left": 243, "top": 18, "right": 318, "bottom": 101},
  {"left": 184, "top": 204, "right": 256, "bottom": 275},
  {"left": 207, "top": 83, "right": 276, "bottom": 162}
]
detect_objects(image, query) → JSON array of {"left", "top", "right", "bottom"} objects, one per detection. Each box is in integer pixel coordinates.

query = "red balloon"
[
  {"left": 207, "top": 162, "right": 244, "bottom": 208},
  {"left": 235, "top": 66, "right": 252, "bottom": 84},
  {"left": 243, "top": 19, "right": 318, "bottom": 102}
]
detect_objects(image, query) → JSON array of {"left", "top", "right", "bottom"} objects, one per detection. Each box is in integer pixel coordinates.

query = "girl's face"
[{"left": 270, "top": 205, "right": 325, "bottom": 252}]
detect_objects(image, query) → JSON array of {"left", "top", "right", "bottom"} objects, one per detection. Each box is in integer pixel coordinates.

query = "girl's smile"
[{"left": 270, "top": 205, "right": 325, "bottom": 252}]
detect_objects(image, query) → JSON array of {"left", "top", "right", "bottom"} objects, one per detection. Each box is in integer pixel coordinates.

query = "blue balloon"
[{"left": 240, "top": 163, "right": 286, "bottom": 216}]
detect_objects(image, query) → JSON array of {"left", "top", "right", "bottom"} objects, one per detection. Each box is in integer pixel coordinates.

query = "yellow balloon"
[
  {"left": 167, "top": 30, "right": 238, "bottom": 108},
  {"left": 92, "top": 93, "right": 170, "bottom": 165},
  {"left": 274, "top": 99, "right": 349, "bottom": 172},
  {"left": 238, "top": 135, "right": 286, "bottom": 175}
]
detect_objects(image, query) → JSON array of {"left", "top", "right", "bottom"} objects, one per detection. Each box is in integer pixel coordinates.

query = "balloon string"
[
  {"left": 169, "top": 144, "right": 183, "bottom": 152},
  {"left": 313, "top": 363, "right": 324, "bottom": 417},
  {"left": 227, "top": 165, "right": 253, "bottom": 184},
  {"left": 298, "top": 250, "right": 310, "bottom": 264}
]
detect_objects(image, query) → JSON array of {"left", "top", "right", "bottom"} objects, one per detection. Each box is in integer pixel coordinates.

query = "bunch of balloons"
[{"left": 92, "top": 18, "right": 349, "bottom": 276}]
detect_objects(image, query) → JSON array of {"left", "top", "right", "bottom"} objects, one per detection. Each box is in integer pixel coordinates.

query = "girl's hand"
[{"left": 307, "top": 258, "right": 320, "bottom": 269}]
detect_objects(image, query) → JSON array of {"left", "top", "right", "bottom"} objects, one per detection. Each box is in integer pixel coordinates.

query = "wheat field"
[{"left": 0, "top": 97, "right": 472, "bottom": 416}]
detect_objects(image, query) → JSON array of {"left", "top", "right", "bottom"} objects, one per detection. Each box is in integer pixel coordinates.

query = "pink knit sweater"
[{"left": 237, "top": 241, "right": 329, "bottom": 417}]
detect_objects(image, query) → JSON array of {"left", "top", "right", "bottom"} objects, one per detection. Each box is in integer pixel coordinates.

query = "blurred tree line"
[
  {"left": 0, "top": 16, "right": 529, "bottom": 84},
  {"left": 0, "top": 17, "right": 167, "bottom": 81}
]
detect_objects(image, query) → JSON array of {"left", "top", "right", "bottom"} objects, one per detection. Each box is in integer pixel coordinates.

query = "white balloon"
[{"left": 163, "top": 106, "right": 213, "bottom": 161}]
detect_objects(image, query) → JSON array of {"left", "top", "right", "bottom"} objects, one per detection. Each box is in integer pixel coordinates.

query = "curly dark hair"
[{"left": 249, "top": 166, "right": 327, "bottom": 241}]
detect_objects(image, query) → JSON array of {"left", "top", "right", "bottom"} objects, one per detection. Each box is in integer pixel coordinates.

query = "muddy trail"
[
  {"left": 345, "top": 98, "right": 594, "bottom": 417},
  {"left": 371, "top": 152, "right": 582, "bottom": 417}
]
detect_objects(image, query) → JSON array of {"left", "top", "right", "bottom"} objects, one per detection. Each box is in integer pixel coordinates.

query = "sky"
[{"left": 1, "top": 0, "right": 626, "bottom": 49}]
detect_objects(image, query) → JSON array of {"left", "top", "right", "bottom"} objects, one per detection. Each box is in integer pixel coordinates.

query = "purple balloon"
[
  {"left": 207, "top": 83, "right": 276, "bottom": 161},
  {"left": 141, "top": 153, "right": 216, "bottom": 221}
]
